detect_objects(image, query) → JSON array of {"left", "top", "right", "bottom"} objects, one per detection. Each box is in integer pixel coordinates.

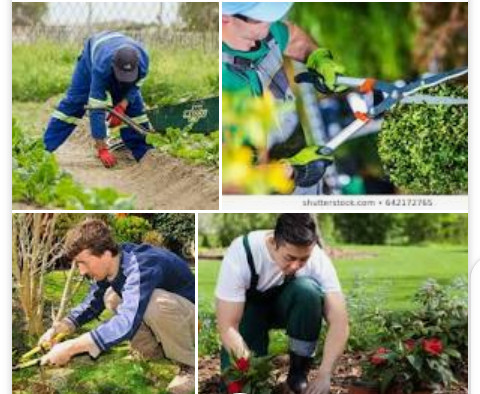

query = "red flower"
[
  {"left": 235, "top": 357, "right": 250, "bottom": 372},
  {"left": 370, "top": 347, "right": 389, "bottom": 365},
  {"left": 422, "top": 338, "right": 443, "bottom": 356},
  {"left": 227, "top": 380, "right": 243, "bottom": 393},
  {"left": 404, "top": 339, "right": 416, "bottom": 352}
]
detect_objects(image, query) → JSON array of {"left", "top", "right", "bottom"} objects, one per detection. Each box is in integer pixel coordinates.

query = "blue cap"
[{"left": 222, "top": 2, "right": 294, "bottom": 22}]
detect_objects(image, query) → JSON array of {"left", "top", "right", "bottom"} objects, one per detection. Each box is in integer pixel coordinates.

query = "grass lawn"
[{"left": 198, "top": 244, "right": 468, "bottom": 311}]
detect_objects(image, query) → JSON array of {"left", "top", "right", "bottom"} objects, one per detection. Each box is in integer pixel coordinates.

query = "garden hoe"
[
  {"left": 13, "top": 332, "right": 68, "bottom": 371},
  {"left": 293, "top": 66, "right": 468, "bottom": 166},
  {"left": 85, "top": 104, "right": 154, "bottom": 151}
]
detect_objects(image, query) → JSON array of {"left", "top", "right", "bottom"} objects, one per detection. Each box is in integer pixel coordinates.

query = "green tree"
[
  {"left": 213, "top": 213, "right": 278, "bottom": 247},
  {"left": 178, "top": 2, "right": 219, "bottom": 31},
  {"left": 12, "top": 2, "right": 48, "bottom": 26},
  {"left": 333, "top": 214, "right": 395, "bottom": 245},
  {"left": 290, "top": 3, "right": 415, "bottom": 80}
]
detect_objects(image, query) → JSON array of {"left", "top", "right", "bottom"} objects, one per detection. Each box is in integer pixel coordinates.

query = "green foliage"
[
  {"left": 362, "top": 279, "right": 467, "bottom": 392},
  {"left": 150, "top": 213, "right": 195, "bottom": 257},
  {"left": 146, "top": 128, "right": 219, "bottom": 167},
  {"left": 380, "top": 278, "right": 468, "bottom": 360},
  {"left": 113, "top": 216, "right": 153, "bottom": 244},
  {"left": 12, "top": 119, "right": 134, "bottom": 209},
  {"left": 178, "top": 3, "right": 219, "bottom": 31},
  {"left": 12, "top": 42, "right": 218, "bottom": 106},
  {"left": 379, "top": 84, "right": 468, "bottom": 194},
  {"left": 290, "top": 3, "right": 415, "bottom": 80},
  {"left": 12, "top": 2, "right": 48, "bottom": 25},
  {"left": 12, "top": 42, "right": 78, "bottom": 102},
  {"left": 198, "top": 303, "right": 220, "bottom": 356},
  {"left": 142, "top": 48, "right": 218, "bottom": 106},
  {"left": 223, "top": 354, "right": 276, "bottom": 394},
  {"left": 399, "top": 213, "right": 468, "bottom": 245},
  {"left": 344, "top": 273, "right": 391, "bottom": 351},
  {"left": 211, "top": 214, "right": 279, "bottom": 247},
  {"left": 333, "top": 214, "right": 395, "bottom": 245}
]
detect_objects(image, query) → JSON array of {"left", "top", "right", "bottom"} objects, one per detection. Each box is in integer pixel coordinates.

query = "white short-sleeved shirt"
[{"left": 215, "top": 230, "right": 342, "bottom": 303}]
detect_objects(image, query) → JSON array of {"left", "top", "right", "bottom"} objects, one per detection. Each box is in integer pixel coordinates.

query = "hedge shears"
[
  {"left": 13, "top": 333, "right": 68, "bottom": 371},
  {"left": 294, "top": 67, "right": 468, "bottom": 152}
]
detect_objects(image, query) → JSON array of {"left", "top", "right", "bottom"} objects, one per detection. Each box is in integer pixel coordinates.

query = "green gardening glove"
[
  {"left": 285, "top": 146, "right": 334, "bottom": 187},
  {"left": 306, "top": 48, "right": 346, "bottom": 93}
]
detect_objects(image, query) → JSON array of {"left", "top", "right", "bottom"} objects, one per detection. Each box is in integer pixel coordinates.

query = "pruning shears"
[
  {"left": 84, "top": 105, "right": 154, "bottom": 136},
  {"left": 13, "top": 332, "right": 68, "bottom": 371},
  {"left": 294, "top": 67, "right": 468, "bottom": 152}
]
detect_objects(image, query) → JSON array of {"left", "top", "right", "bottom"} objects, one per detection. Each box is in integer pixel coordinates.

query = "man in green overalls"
[
  {"left": 222, "top": 2, "right": 345, "bottom": 194},
  {"left": 215, "top": 214, "right": 349, "bottom": 394}
]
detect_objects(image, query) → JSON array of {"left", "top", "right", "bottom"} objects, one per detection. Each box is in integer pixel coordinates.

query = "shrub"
[
  {"left": 361, "top": 279, "right": 468, "bottom": 392},
  {"left": 379, "top": 84, "right": 468, "bottom": 194},
  {"left": 333, "top": 214, "right": 395, "bottom": 244},
  {"left": 113, "top": 216, "right": 153, "bottom": 244},
  {"left": 150, "top": 214, "right": 195, "bottom": 258},
  {"left": 344, "top": 273, "right": 391, "bottom": 351},
  {"left": 198, "top": 305, "right": 220, "bottom": 357}
]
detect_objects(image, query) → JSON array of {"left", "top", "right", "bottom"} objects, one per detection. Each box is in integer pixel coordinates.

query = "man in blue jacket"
[
  {"left": 38, "top": 219, "right": 195, "bottom": 394},
  {"left": 43, "top": 32, "right": 153, "bottom": 168}
]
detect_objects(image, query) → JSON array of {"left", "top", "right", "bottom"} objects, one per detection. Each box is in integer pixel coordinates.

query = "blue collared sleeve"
[
  {"left": 89, "top": 260, "right": 158, "bottom": 352},
  {"left": 67, "top": 281, "right": 109, "bottom": 328},
  {"left": 88, "top": 71, "right": 108, "bottom": 140}
]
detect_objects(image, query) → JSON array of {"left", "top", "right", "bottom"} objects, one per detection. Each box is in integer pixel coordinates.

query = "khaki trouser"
[{"left": 104, "top": 287, "right": 195, "bottom": 367}]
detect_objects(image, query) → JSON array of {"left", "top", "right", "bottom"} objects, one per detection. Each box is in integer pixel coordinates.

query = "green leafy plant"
[
  {"left": 198, "top": 304, "right": 220, "bottom": 356},
  {"left": 362, "top": 336, "right": 459, "bottom": 393},
  {"left": 379, "top": 84, "right": 468, "bottom": 194},
  {"left": 146, "top": 128, "right": 219, "bottom": 167},
  {"left": 12, "top": 118, "right": 134, "bottom": 209},
  {"left": 113, "top": 216, "right": 153, "bottom": 244},
  {"left": 360, "top": 279, "right": 467, "bottom": 393},
  {"left": 223, "top": 354, "right": 276, "bottom": 394}
]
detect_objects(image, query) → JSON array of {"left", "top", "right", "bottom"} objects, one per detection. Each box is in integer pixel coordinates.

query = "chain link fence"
[{"left": 12, "top": 2, "right": 219, "bottom": 51}]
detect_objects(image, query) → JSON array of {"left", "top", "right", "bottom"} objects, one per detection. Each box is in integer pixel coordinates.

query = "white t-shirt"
[{"left": 215, "top": 230, "right": 342, "bottom": 303}]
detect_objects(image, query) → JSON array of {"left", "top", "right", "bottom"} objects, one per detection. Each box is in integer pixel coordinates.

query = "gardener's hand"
[
  {"left": 38, "top": 320, "right": 73, "bottom": 348},
  {"left": 306, "top": 48, "right": 346, "bottom": 93},
  {"left": 97, "top": 146, "right": 117, "bottom": 168},
  {"left": 286, "top": 146, "right": 334, "bottom": 188},
  {"left": 41, "top": 340, "right": 74, "bottom": 367},
  {"left": 107, "top": 100, "right": 128, "bottom": 128},
  {"left": 304, "top": 370, "right": 331, "bottom": 394}
]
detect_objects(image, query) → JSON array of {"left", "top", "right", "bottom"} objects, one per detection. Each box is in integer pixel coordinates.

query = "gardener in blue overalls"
[
  {"left": 222, "top": 2, "right": 346, "bottom": 193},
  {"left": 38, "top": 219, "right": 195, "bottom": 394},
  {"left": 43, "top": 31, "right": 153, "bottom": 168},
  {"left": 216, "top": 214, "right": 349, "bottom": 394}
]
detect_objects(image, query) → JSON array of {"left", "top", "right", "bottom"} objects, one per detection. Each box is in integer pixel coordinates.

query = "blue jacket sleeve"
[
  {"left": 88, "top": 71, "right": 108, "bottom": 140},
  {"left": 89, "top": 264, "right": 158, "bottom": 352},
  {"left": 67, "top": 281, "right": 108, "bottom": 328}
]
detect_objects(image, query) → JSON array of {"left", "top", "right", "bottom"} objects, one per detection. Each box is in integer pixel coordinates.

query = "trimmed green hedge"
[{"left": 379, "top": 84, "right": 468, "bottom": 194}]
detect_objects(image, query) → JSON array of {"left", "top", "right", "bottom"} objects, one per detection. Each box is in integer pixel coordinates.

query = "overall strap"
[{"left": 243, "top": 234, "right": 259, "bottom": 292}]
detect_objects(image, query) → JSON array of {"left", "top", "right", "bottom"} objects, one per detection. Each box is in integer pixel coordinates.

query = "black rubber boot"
[{"left": 286, "top": 351, "right": 313, "bottom": 394}]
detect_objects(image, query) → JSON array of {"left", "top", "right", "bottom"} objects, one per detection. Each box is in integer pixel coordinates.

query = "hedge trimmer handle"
[{"left": 19, "top": 332, "right": 68, "bottom": 362}]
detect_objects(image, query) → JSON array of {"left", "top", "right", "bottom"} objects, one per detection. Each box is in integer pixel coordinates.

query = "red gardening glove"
[
  {"left": 97, "top": 147, "right": 117, "bottom": 168},
  {"left": 107, "top": 102, "right": 127, "bottom": 128}
]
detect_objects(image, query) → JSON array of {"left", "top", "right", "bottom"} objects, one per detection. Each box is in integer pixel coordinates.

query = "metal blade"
[
  {"left": 404, "top": 67, "right": 468, "bottom": 96},
  {"left": 400, "top": 95, "right": 468, "bottom": 105}
]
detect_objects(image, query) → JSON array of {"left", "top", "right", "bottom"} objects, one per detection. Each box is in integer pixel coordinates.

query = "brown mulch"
[{"left": 198, "top": 353, "right": 467, "bottom": 394}]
